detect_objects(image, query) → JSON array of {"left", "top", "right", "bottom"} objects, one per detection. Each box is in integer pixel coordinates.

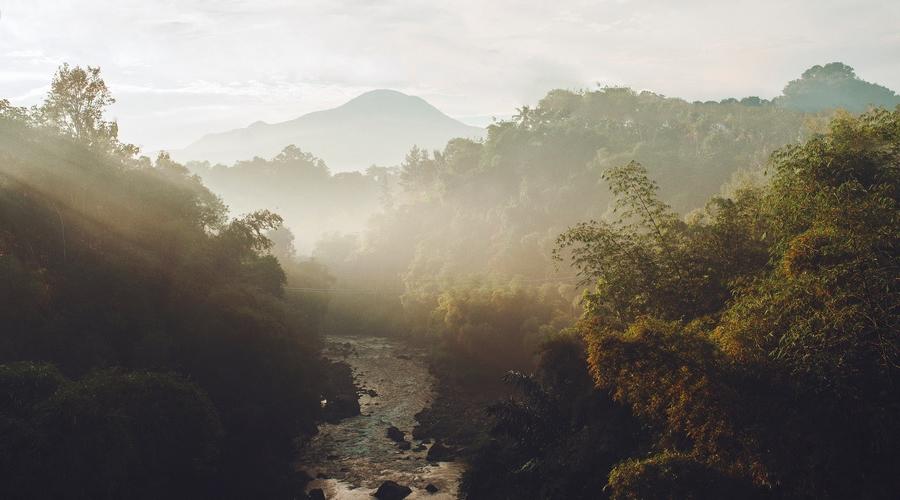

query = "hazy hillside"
[
  {"left": 173, "top": 89, "right": 484, "bottom": 170},
  {"left": 3, "top": 31, "right": 899, "bottom": 500},
  {"left": 775, "top": 62, "right": 900, "bottom": 112}
]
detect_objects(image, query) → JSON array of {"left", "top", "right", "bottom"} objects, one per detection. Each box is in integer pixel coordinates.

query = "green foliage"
[
  {"left": 36, "top": 64, "right": 138, "bottom": 156},
  {"left": 0, "top": 66, "right": 330, "bottom": 498},
  {"left": 587, "top": 318, "right": 768, "bottom": 483},
  {"left": 338, "top": 81, "right": 819, "bottom": 317},
  {"left": 460, "top": 335, "right": 643, "bottom": 500},
  {"left": 304, "top": 78, "right": 891, "bottom": 500},
  {"left": 426, "top": 282, "right": 576, "bottom": 376},
  {"left": 607, "top": 451, "right": 761, "bottom": 500},
  {"left": 556, "top": 161, "right": 769, "bottom": 326},
  {"left": 718, "top": 108, "right": 900, "bottom": 375},
  {"left": 7, "top": 63, "right": 898, "bottom": 499},
  {"left": 576, "top": 109, "right": 898, "bottom": 498},
  {"left": 466, "top": 109, "right": 899, "bottom": 499},
  {"left": 0, "top": 362, "right": 65, "bottom": 418},
  {"left": 37, "top": 371, "right": 222, "bottom": 500},
  {"left": 185, "top": 145, "right": 393, "bottom": 253},
  {"left": 777, "top": 63, "right": 900, "bottom": 113},
  {"left": 0, "top": 366, "right": 221, "bottom": 500},
  {"left": 269, "top": 225, "right": 336, "bottom": 331},
  {"left": 318, "top": 86, "right": 815, "bottom": 390}
]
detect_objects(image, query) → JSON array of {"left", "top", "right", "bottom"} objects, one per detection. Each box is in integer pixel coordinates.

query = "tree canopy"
[
  {"left": 462, "top": 108, "right": 900, "bottom": 499},
  {"left": 777, "top": 62, "right": 900, "bottom": 113},
  {"left": 0, "top": 65, "right": 331, "bottom": 498}
]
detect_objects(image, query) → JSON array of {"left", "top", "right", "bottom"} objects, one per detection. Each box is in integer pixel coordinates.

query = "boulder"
[
  {"left": 426, "top": 441, "right": 455, "bottom": 462},
  {"left": 308, "top": 488, "right": 326, "bottom": 500},
  {"left": 425, "top": 483, "right": 439, "bottom": 494},
  {"left": 397, "top": 440, "right": 411, "bottom": 451},
  {"left": 372, "top": 480, "right": 412, "bottom": 500},
  {"left": 386, "top": 426, "right": 405, "bottom": 442}
]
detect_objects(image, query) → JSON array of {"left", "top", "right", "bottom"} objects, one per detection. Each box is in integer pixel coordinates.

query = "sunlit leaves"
[{"left": 37, "top": 64, "right": 138, "bottom": 157}]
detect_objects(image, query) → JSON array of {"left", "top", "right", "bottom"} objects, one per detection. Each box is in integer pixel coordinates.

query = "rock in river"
[
  {"left": 372, "top": 480, "right": 412, "bottom": 499},
  {"left": 386, "top": 425, "right": 405, "bottom": 442},
  {"left": 426, "top": 441, "right": 455, "bottom": 462}
]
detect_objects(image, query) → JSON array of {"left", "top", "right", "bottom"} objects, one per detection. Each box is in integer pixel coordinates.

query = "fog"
[
  {"left": 2, "top": 4, "right": 899, "bottom": 500},
  {"left": 3, "top": 1, "right": 899, "bottom": 150}
]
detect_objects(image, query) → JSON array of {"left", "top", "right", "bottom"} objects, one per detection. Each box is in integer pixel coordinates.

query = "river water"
[{"left": 299, "top": 336, "right": 464, "bottom": 499}]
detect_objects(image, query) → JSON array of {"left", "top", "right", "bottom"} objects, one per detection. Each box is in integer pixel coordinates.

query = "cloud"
[{"left": 1, "top": 0, "right": 897, "bottom": 151}]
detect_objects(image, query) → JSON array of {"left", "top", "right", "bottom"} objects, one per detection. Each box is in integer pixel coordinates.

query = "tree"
[
  {"left": 555, "top": 109, "right": 900, "bottom": 499},
  {"left": 0, "top": 365, "right": 222, "bottom": 500},
  {"left": 1, "top": 67, "right": 330, "bottom": 498},
  {"left": 38, "top": 64, "right": 137, "bottom": 156}
]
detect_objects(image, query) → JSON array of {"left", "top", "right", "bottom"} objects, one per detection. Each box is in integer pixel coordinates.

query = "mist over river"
[{"left": 299, "top": 336, "right": 463, "bottom": 499}]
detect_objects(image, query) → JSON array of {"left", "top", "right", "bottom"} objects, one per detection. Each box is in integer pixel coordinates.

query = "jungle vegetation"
[
  {"left": 0, "top": 65, "right": 332, "bottom": 499},
  {"left": 1, "top": 62, "right": 897, "bottom": 499}
]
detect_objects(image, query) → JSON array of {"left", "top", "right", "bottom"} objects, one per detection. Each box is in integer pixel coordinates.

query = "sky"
[{"left": 1, "top": 0, "right": 899, "bottom": 152}]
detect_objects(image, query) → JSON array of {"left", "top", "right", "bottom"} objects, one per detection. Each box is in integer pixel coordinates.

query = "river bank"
[{"left": 412, "top": 365, "right": 507, "bottom": 457}]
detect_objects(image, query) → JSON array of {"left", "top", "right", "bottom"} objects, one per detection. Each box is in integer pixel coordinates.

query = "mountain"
[{"left": 172, "top": 89, "right": 485, "bottom": 170}]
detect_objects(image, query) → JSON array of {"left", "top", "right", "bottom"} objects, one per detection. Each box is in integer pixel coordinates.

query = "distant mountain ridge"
[{"left": 172, "top": 89, "right": 484, "bottom": 170}]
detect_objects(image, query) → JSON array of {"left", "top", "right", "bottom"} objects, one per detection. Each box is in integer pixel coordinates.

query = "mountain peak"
[
  {"left": 351, "top": 88, "right": 413, "bottom": 100},
  {"left": 338, "top": 89, "right": 438, "bottom": 114},
  {"left": 175, "top": 89, "right": 483, "bottom": 170}
]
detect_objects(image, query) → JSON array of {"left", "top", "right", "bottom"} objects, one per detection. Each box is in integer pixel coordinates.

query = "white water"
[{"left": 298, "top": 336, "right": 464, "bottom": 499}]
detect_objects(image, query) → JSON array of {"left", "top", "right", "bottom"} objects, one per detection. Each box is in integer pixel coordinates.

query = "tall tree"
[{"left": 38, "top": 64, "right": 136, "bottom": 155}]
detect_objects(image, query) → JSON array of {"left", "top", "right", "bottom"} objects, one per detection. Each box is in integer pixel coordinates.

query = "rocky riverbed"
[{"left": 298, "top": 336, "right": 464, "bottom": 499}]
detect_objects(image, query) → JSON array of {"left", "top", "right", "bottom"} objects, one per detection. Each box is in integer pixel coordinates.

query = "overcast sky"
[{"left": 1, "top": 0, "right": 898, "bottom": 152}]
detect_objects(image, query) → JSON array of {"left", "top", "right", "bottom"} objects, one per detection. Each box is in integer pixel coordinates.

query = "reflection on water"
[{"left": 299, "top": 336, "right": 463, "bottom": 499}]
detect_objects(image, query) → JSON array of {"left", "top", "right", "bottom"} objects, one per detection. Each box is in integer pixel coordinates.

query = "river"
[{"left": 299, "top": 336, "right": 464, "bottom": 499}]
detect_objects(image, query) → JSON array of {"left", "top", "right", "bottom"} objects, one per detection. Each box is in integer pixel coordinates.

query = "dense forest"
[
  {"left": 0, "top": 65, "right": 342, "bottom": 499},
  {"left": 461, "top": 109, "right": 899, "bottom": 498},
  {"left": 309, "top": 65, "right": 899, "bottom": 499},
  {"left": 1, "top": 60, "right": 898, "bottom": 499}
]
